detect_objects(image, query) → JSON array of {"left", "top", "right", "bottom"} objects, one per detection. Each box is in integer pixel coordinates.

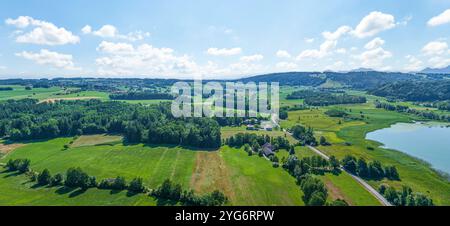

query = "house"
[
  {"left": 260, "top": 120, "right": 274, "bottom": 131},
  {"left": 246, "top": 124, "right": 256, "bottom": 130},
  {"left": 261, "top": 143, "right": 275, "bottom": 157}
]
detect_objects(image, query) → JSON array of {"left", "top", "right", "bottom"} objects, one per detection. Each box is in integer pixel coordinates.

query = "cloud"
[
  {"left": 357, "top": 47, "right": 392, "bottom": 69},
  {"left": 240, "top": 54, "right": 264, "bottom": 62},
  {"left": 276, "top": 50, "right": 291, "bottom": 58},
  {"left": 276, "top": 62, "right": 298, "bottom": 70},
  {"left": 428, "top": 56, "right": 450, "bottom": 69},
  {"left": 304, "top": 38, "right": 315, "bottom": 43},
  {"left": 404, "top": 55, "right": 424, "bottom": 72},
  {"left": 322, "top": 26, "right": 352, "bottom": 41},
  {"left": 336, "top": 48, "right": 347, "bottom": 54},
  {"left": 325, "top": 61, "right": 346, "bottom": 71},
  {"left": 427, "top": 9, "right": 450, "bottom": 27},
  {"left": 422, "top": 41, "right": 448, "bottom": 55},
  {"left": 352, "top": 11, "right": 396, "bottom": 38},
  {"left": 96, "top": 42, "right": 199, "bottom": 76},
  {"left": 5, "top": 16, "right": 79, "bottom": 45},
  {"left": 83, "top": 24, "right": 150, "bottom": 41},
  {"left": 81, "top": 25, "right": 92, "bottom": 34},
  {"left": 297, "top": 26, "right": 351, "bottom": 60},
  {"left": 0, "top": 65, "right": 6, "bottom": 70},
  {"left": 96, "top": 41, "right": 135, "bottom": 54},
  {"left": 206, "top": 47, "right": 242, "bottom": 56},
  {"left": 16, "top": 49, "right": 79, "bottom": 70},
  {"left": 364, "top": 37, "right": 385, "bottom": 49}
]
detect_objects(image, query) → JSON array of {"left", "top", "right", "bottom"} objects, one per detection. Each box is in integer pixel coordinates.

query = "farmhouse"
[
  {"left": 246, "top": 124, "right": 256, "bottom": 130},
  {"left": 261, "top": 143, "right": 275, "bottom": 157}
]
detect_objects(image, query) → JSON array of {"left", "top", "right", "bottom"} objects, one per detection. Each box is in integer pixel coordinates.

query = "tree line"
[
  {"left": 375, "top": 101, "right": 450, "bottom": 122},
  {"left": 0, "top": 99, "right": 221, "bottom": 149},
  {"left": 286, "top": 90, "right": 366, "bottom": 106},
  {"left": 4, "top": 158, "right": 227, "bottom": 206},
  {"left": 341, "top": 155, "right": 400, "bottom": 180},
  {"left": 109, "top": 91, "right": 174, "bottom": 100},
  {"left": 379, "top": 184, "right": 433, "bottom": 206}
]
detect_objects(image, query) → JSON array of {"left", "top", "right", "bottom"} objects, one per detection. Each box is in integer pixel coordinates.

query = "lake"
[{"left": 366, "top": 122, "right": 450, "bottom": 175}]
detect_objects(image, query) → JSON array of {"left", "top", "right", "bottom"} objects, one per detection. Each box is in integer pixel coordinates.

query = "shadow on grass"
[
  {"left": 155, "top": 197, "right": 178, "bottom": 206},
  {"left": 109, "top": 189, "right": 122, "bottom": 195},
  {"left": 122, "top": 142, "right": 220, "bottom": 152},
  {"left": 126, "top": 191, "right": 139, "bottom": 197},
  {"left": 2, "top": 171, "right": 22, "bottom": 178},
  {"left": 55, "top": 186, "right": 77, "bottom": 195},
  {"left": 69, "top": 188, "right": 87, "bottom": 198}
]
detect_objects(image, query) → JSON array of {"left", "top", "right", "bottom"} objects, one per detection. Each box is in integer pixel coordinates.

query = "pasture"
[{"left": 0, "top": 136, "right": 305, "bottom": 206}]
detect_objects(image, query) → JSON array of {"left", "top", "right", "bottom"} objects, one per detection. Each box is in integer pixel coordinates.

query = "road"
[{"left": 307, "top": 145, "right": 392, "bottom": 206}]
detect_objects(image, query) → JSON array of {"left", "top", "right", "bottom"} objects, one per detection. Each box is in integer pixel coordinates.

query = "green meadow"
[
  {"left": 0, "top": 136, "right": 304, "bottom": 206},
  {"left": 278, "top": 92, "right": 450, "bottom": 205}
]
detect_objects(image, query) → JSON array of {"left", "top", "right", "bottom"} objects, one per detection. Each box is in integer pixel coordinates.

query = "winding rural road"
[{"left": 306, "top": 145, "right": 392, "bottom": 206}]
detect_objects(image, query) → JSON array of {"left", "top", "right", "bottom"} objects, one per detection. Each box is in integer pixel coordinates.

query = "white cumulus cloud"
[
  {"left": 5, "top": 16, "right": 80, "bottom": 45},
  {"left": 364, "top": 37, "right": 385, "bottom": 49},
  {"left": 427, "top": 9, "right": 450, "bottom": 27},
  {"left": 276, "top": 50, "right": 291, "bottom": 58},
  {"left": 240, "top": 54, "right": 263, "bottom": 62},
  {"left": 16, "top": 49, "right": 79, "bottom": 70},
  {"left": 83, "top": 24, "right": 150, "bottom": 41},
  {"left": 357, "top": 47, "right": 393, "bottom": 69},
  {"left": 206, "top": 47, "right": 242, "bottom": 56},
  {"left": 422, "top": 41, "right": 448, "bottom": 55},
  {"left": 352, "top": 11, "right": 396, "bottom": 38}
]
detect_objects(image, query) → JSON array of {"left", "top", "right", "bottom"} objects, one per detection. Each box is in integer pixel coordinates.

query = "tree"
[
  {"left": 319, "top": 136, "right": 330, "bottom": 146},
  {"left": 300, "top": 176, "right": 328, "bottom": 206},
  {"left": 384, "top": 166, "right": 400, "bottom": 180},
  {"left": 65, "top": 167, "right": 90, "bottom": 189},
  {"left": 129, "top": 177, "right": 145, "bottom": 193},
  {"left": 37, "top": 169, "right": 51, "bottom": 185},
  {"left": 356, "top": 158, "right": 369, "bottom": 178},
  {"left": 329, "top": 199, "right": 349, "bottom": 206},
  {"left": 308, "top": 191, "right": 327, "bottom": 206},
  {"left": 341, "top": 155, "right": 357, "bottom": 174},
  {"left": 50, "top": 173, "right": 64, "bottom": 186},
  {"left": 289, "top": 145, "right": 295, "bottom": 155},
  {"left": 112, "top": 176, "right": 127, "bottom": 190},
  {"left": 368, "top": 161, "right": 384, "bottom": 179},
  {"left": 384, "top": 186, "right": 399, "bottom": 205},
  {"left": 329, "top": 156, "right": 340, "bottom": 170}
]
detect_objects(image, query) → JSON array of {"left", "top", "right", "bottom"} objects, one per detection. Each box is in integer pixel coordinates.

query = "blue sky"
[{"left": 0, "top": 0, "right": 450, "bottom": 79}]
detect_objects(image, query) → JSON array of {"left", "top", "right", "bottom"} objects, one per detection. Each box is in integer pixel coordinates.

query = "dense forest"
[
  {"left": 286, "top": 90, "right": 366, "bottom": 106},
  {"left": 0, "top": 99, "right": 221, "bottom": 148},
  {"left": 109, "top": 91, "right": 174, "bottom": 100},
  {"left": 369, "top": 80, "right": 450, "bottom": 101}
]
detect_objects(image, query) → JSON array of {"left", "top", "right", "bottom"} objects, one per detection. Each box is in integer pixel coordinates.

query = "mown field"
[{"left": 0, "top": 135, "right": 304, "bottom": 206}]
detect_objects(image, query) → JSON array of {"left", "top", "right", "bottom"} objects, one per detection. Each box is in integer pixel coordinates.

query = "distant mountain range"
[{"left": 420, "top": 66, "right": 450, "bottom": 74}]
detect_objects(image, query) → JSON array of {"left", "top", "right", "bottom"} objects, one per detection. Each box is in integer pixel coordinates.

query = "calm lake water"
[{"left": 366, "top": 122, "right": 450, "bottom": 175}]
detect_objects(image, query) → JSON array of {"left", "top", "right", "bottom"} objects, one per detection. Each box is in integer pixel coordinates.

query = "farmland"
[{"left": 0, "top": 80, "right": 449, "bottom": 206}]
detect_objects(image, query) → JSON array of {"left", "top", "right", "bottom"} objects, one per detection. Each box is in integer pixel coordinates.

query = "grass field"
[
  {"left": 0, "top": 85, "right": 62, "bottom": 100},
  {"left": 0, "top": 137, "right": 304, "bottom": 206},
  {"left": 278, "top": 99, "right": 450, "bottom": 205},
  {"left": 221, "top": 126, "right": 298, "bottom": 144}
]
